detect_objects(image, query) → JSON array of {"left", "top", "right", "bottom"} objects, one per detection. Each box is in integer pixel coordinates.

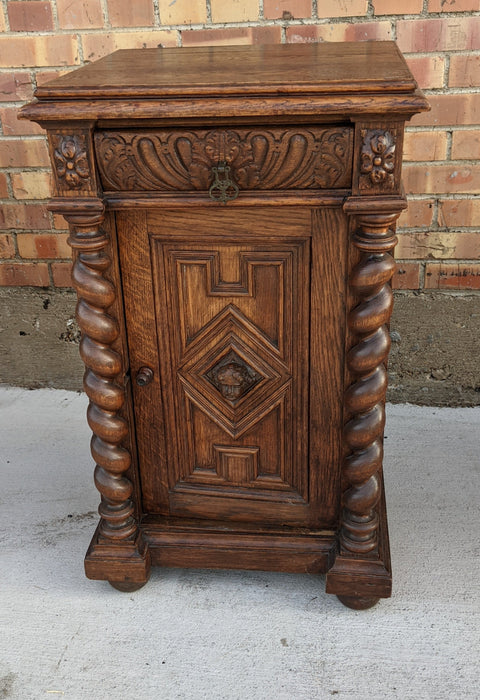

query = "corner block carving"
[
  {"left": 52, "top": 133, "right": 93, "bottom": 191},
  {"left": 359, "top": 129, "right": 396, "bottom": 192}
]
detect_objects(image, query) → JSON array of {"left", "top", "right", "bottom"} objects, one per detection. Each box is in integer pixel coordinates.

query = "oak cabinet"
[{"left": 21, "top": 42, "right": 428, "bottom": 608}]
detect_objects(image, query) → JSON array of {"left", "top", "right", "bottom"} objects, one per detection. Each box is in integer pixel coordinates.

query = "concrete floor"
[{"left": 0, "top": 386, "right": 479, "bottom": 700}]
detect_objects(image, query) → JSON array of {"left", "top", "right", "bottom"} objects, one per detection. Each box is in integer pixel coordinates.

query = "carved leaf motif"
[{"left": 94, "top": 127, "right": 353, "bottom": 192}]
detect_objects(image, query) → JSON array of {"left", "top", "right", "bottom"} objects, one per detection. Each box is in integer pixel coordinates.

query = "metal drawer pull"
[{"left": 208, "top": 161, "right": 239, "bottom": 204}]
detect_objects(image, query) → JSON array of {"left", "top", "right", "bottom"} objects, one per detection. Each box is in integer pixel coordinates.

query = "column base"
[
  {"left": 326, "top": 473, "right": 392, "bottom": 606},
  {"left": 84, "top": 523, "right": 151, "bottom": 588}
]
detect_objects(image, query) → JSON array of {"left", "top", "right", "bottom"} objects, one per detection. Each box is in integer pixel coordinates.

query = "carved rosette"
[
  {"left": 341, "top": 206, "right": 402, "bottom": 555},
  {"left": 65, "top": 203, "right": 136, "bottom": 542},
  {"left": 359, "top": 129, "right": 396, "bottom": 192},
  {"left": 94, "top": 127, "right": 353, "bottom": 192},
  {"left": 50, "top": 133, "right": 94, "bottom": 193}
]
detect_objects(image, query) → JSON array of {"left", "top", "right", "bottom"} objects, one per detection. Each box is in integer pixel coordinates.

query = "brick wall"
[{"left": 0, "top": 1, "right": 479, "bottom": 292}]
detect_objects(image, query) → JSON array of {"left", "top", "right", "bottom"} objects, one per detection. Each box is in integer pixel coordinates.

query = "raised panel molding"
[
  {"left": 150, "top": 235, "right": 309, "bottom": 506},
  {"left": 94, "top": 127, "right": 354, "bottom": 192}
]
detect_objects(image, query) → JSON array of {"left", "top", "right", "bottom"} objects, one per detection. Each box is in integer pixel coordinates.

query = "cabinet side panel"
[{"left": 309, "top": 208, "right": 348, "bottom": 527}]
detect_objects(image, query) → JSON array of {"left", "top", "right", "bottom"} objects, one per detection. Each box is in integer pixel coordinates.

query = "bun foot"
[
  {"left": 337, "top": 595, "right": 380, "bottom": 610},
  {"left": 108, "top": 580, "right": 147, "bottom": 592}
]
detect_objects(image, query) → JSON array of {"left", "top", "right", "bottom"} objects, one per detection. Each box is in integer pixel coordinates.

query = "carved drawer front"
[{"left": 94, "top": 126, "right": 354, "bottom": 193}]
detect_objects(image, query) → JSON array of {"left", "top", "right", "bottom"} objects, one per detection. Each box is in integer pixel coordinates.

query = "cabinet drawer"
[{"left": 94, "top": 126, "right": 354, "bottom": 193}]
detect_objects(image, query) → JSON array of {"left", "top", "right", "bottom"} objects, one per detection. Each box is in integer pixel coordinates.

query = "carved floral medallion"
[
  {"left": 52, "top": 134, "right": 91, "bottom": 190},
  {"left": 359, "top": 129, "right": 396, "bottom": 192}
]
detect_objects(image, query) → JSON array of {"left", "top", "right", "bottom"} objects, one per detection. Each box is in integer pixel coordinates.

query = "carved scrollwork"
[
  {"left": 52, "top": 134, "right": 92, "bottom": 190},
  {"left": 359, "top": 129, "right": 396, "bottom": 192},
  {"left": 94, "top": 127, "right": 353, "bottom": 192}
]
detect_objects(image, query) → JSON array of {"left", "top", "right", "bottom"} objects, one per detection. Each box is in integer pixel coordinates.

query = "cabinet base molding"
[{"left": 84, "top": 504, "right": 391, "bottom": 608}]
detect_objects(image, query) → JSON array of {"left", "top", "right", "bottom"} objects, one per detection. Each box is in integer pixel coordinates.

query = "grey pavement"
[{"left": 1, "top": 386, "right": 479, "bottom": 700}]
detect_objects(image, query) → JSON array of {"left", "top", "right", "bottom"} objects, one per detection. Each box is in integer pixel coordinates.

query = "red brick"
[
  {"left": 0, "top": 107, "right": 43, "bottom": 136},
  {"left": 11, "top": 171, "right": 52, "bottom": 200},
  {"left": 0, "top": 203, "right": 50, "bottom": 230},
  {"left": 0, "top": 173, "right": 8, "bottom": 198},
  {"left": 392, "top": 262, "right": 420, "bottom": 290},
  {"left": 449, "top": 54, "right": 480, "bottom": 88},
  {"left": 410, "top": 93, "right": 480, "bottom": 127},
  {"left": 373, "top": 0, "right": 423, "bottom": 12},
  {"left": 451, "top": 130, "right": 480, "bottom": 160},
  {"left": 0, "top": 234, "right": 15, "bottom": 259},
  {"left": 57, "top": 0, "right": 104, "bottom": 29},
  {"left": 0, "top": 138, "right": 50, "bottom": 167},
  {"left": 398, "top": 199, "right": 435, "bottom": 229},
  {"left": 8, "top": 2, "right": 53, "bottom": 32},
  {"left": 211, "top": 0, "right": 260, "bottom": 23},
  {"left": 53, "top": 214, "right": 69, "bottom": 230},
  {"left": 438, "top": 198, "right": 480, "bottom": 228},
  {"left": 397, "top": 17, "right": 480, "bottom": 53},
  {"left": 425, "top": 263, "right": 480, "bottom": 290},
  {"left": 264, "top": 0, "right": 312, "bottom": 19},
  {"left": 403, "top": 163, "right": 480, "bottom": 195},
  {"left": 0, "top": 72, "right": 34, "bottom": 101},
  {"left": 397, "top": 231, "right": 480, "bottom": 260},
  {"left": 17, "top": 233, "right": 70, "bottom": 259},
  {"left": 182, "top": 26, "right": 282, "bottom": 47},
  {"left": 428, "top": 0, "right": 479, "bottom": 10},
  {"left": 35, "top": 70, "right": 69, "bottom": 87},
  {"left": 403, "top": 130, "right": 447, "bottom": 161},
  {"left": 0, "top": 262, "right": 49, "bottom": 286},
  {"left": 82, "top": 31, "right": 177, "bottom": 62},
  {"left": 0, "top": 35, "right": 79, "bottom": 68},
  {"left": 316, "top": 0, "right": 367, "bottom": 18},
  {"left": 158, "top": 0, "right": 207, "bottom": 24},
  {"left": 406, "top": 55, "right": 445, "bottom": 89},
  {"left": 286, "top": 21, "right": 392, "bottom": 43},
  {"left": 106, "top": 0, "right": 155, "bottom": 27},
  {"left": 51, "top": 262, "right": 73, "bottom": 287}
]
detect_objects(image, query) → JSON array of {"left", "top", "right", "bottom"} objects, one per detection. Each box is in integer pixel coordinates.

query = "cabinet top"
[
  {"left": 36, "top": 43, "right": 415, "bottom": 99},
  {"left": 20, "top": 42, "right": 429, "bottom": 123}
]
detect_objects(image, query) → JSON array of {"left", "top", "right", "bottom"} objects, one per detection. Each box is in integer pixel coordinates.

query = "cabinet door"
[{"left": 117, "top": 207, "right": 347, "bottom": 527}]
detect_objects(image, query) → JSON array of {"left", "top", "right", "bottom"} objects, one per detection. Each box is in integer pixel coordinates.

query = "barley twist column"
[
  {"left": 326, "top": 197, "right": 405, "bottom": 609},
  {"left": 341, "top": 210, "right": 399, "bottom": 556},
  {"left": 59, "top": 200, "right": 150, "bottom": 590},
  {"left": 67, "top": 206, "right": 136, "bottom": 541}
]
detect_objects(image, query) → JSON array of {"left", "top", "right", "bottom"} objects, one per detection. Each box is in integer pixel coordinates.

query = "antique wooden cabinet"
[{"left": 21, "top": 43, "right": 428, "bottom": 609}]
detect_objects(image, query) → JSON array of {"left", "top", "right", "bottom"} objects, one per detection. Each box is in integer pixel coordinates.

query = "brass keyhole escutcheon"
[
  {"left": 208, "top": 161, "right": 239, "bottom": 204},
  {"left": 135, "top": 366, "right": 154, "bottom": 387}
]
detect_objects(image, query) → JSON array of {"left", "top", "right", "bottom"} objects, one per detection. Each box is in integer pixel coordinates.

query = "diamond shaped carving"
[
  {"left": 205, "top": 349, "right": 263, "bottom": 403},
  {"left": 178, "top": 305, "right": 291, "bottom": 438}
]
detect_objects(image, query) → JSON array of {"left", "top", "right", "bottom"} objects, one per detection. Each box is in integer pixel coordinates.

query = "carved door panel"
[{"left": 117, "top": 207, "right": 347, "bottom": 527}]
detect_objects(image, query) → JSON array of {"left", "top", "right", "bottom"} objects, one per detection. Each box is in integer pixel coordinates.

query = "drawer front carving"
[{"left": 94, "top": 126, "right": 353, "bottom": 193}]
